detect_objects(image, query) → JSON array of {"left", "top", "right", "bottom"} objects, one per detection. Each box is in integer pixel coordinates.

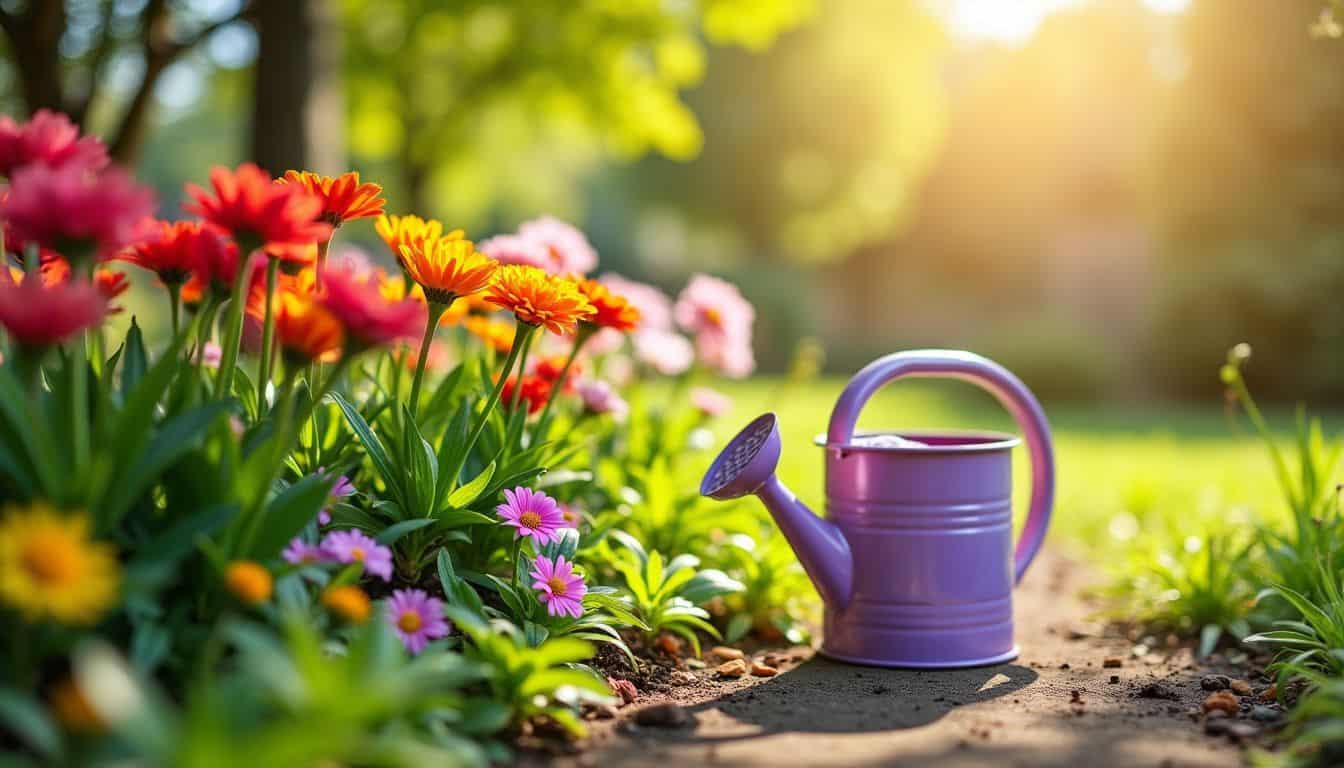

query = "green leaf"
[
  {"left": 0, "top": 687, "right": 60, "bottom": 758},
  {"left": 246, "top": 474, "right": 334, "bottom": 559},
  {"left": 121, "top": 318, "right": 148, "bottom": 394},
  {"left": 134, "top": 503, "right": 238, "bottom": 565},
  {"left": 448, "top": 461, "right": 496, "bottom": 509},
  {"left": 518, "top": 668, "right": 606, "bottom": 698},
  {"left": 331, "top": 392, "right": 402, "bottom": 506},
  {"left": 438, "top": 548, "right": 486, "bottom": 618},
  {"left": 725, "top": 613, "right": 753, "bottom": 644},
  {"left": 436, "top": 509, "right": 498, "bottom": 527},
  {"left": 374, "top": 517, "right": 434, "bottom": 546}
]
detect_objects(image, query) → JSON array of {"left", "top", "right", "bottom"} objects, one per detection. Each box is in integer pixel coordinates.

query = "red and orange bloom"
[
  {"left": 499, "top": 374, "right": 553, "bottom": 415},
  {"left": 277, "top": 171, "right": 385, "bottom": 227},
  {"left": 273, "top": 290, "right": 344, "bottom": 364},
  {"left": 185, "top": 163, "right": 332, "bottom": 253},
  {"left": 319, "top": 263, "right": 427, "bottom": 350},
  {"left": 118, "top": 220, "right": 214, "bottom": 285},
  {"left": 95, "top": 268, "right": 129, "bottom": 313},
  {"left": 0, "top": 273, "right": 109, "bottom": 348},
  {"left": 534, "top": 354, "right": 582, "bottom": 392},
  {"left": 465, "top": 315, "right": 516, "bottom": 354},
  {"left": 485, "top": 265, "right": 595, "bottom": 336},
  {"left": 575, "top": 278, "right": 640, "bottom": 333},
  {"left": 0, "top": 109, "right": 108, "bottom": 177},
  {"left": 399, "top": 233, "right": 499, "bottom": 304},
  {"left": 0, "top": 163, "right": 154, "bottom": 262},
  {"left": 374, "top": 214, "right": 443, "bottom": 270}
]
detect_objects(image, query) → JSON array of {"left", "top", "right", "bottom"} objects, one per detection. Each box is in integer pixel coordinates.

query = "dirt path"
[{"left": 557, "top": 551, "right": 1258, "bottom": 768}]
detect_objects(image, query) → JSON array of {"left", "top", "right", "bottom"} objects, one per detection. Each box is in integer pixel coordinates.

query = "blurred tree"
[
  {"left": 251, "top": 0, "right": 343, "bottom": 174},
  {"left": 0, "top": 0, "right": 251, "bottom": 163},
  {"left": 341, "top": 0, "right": 817, "bottom": 219},
  {"left": 1149, "top": 0, "right": 1344, "bottom": 401}
]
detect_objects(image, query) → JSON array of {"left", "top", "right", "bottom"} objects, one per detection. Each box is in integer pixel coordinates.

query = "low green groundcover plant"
[{"left": 0, "top": 111, "right": 795, "bottom": 766}]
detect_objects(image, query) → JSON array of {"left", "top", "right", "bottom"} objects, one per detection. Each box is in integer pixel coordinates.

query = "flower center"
[
  {"left": 21, "top": 534, "right": 79, "bottom": 585},
  {"left": 519, "top": 511, "right": 543, "bottom": 529},
  {"left": 350, "top": 546, "right": 366, "bottom": 562},
  {"left": 704, "top": 307, "right": 723, "bottom": 327},
  {"left": 547, "top": 576, "right": 569, "bottom": 595},
  {"left": 397, "top": 610, "right": 422, "bottom": 633}
]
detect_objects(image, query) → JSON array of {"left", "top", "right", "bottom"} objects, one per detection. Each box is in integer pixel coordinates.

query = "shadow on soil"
[{"left": 677, "top": 657, "right": 1038, "bottom": 741}]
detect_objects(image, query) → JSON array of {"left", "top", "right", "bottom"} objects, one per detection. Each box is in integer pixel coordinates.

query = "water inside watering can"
[{"left": 850, "top": 434, "right": 929, "bottom": 448}]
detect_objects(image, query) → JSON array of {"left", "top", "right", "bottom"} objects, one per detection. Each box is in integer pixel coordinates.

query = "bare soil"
[{"left": 548, "top": 551, "right": 1277, "bottom": 767}]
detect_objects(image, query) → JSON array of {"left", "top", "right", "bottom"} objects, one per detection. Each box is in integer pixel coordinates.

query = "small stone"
[
  {"left": 709, "top": 646, "right": 745, "bottom": 661},
  {"left": 1259, "top": 685, "right": 1277, "bottom": 702},
  {"left": 667, "top": 670, "right": 697, "bottom": 686},
  {"left": 686, "top": 658, "right": 706, "bottom": 669},
  {"left": 1200, "top": 674, "right": 1231, "bottom": 691},
  {"left": 1230, "top": 679, "right": 1253, "bottom": 695},
  {"left": 607, "top": 677, "right": 638, "bottom": 705},
  {"left": 1250, "top": 706, "right": 1281, "bottom": 722},
  {"left": 717, "top": 659, "right": 749, "bottom": 678},
  {"left": 1109, "top": 675, "right": 1120, "bottom": 684},
  {"left": 1059, "top": 662, "right": 1071, "bottom": 670},
  {"left": 1070, "top": 689, "right": 1083, "bottom": 704},
  {"left": 1202, "top": 690, "right": 1239, "bottom": 715},
  {"left": 750, "top": 661, "right": 778, "bottom": 677},
  {"left": 1138, "top": 682, "right": 1180, "bottom": 700},
  {"left": 633, "top": 703, "right": 693, "bottom": 728},
  {"left": 657, "top": 633, "right": 684, "bottom": 656},
  {"left": 1103, "top": 658, "right": 1123, "bottom": 669}
]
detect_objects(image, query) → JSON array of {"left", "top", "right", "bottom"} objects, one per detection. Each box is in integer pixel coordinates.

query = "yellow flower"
[
  {"left": 224, "top": 561, "right": 273, "bottom": 605},
  {"left": 375, "top": 214, "right": 445, "bottom": 271},
  {"left": 322, "top": 585, "right": 372, "bottom": 624},
  {"left": 0, "top": 502, "right": 119, "bottom": 625},
  {"left": 399, "top": 234, "right": 499, "bottom": 305},
  {"left": 485, "top": 265, "right": 596, "bottom": 336},
  {"left": 465, "top": 315, "right": 516, "bottom": 353}
]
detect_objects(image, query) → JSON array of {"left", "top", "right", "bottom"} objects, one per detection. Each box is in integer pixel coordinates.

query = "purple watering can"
[{"left": 700, "top": 350, "right": 1054, "bottom": 668}]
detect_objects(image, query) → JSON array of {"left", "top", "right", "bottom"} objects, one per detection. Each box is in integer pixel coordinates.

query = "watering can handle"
[{"left": 826, "top": 349, "right": 1055, "bottom": 584}]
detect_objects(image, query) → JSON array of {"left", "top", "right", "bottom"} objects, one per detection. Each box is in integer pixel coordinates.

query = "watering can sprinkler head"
[{"left": 700, "top": 412, "right": 853, "bottom": 609}]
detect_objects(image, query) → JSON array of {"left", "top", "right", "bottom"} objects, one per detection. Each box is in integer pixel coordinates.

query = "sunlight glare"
[{"left": 944, "top": 0, "right": 1191, "bottom": 44}]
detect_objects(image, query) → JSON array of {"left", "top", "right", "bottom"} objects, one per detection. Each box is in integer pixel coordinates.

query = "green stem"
[
  {"left": 257, "top": 256, "right": 281, "bottom": 413},
  {"left": 216, "top": 243, "right": 259, "bottom": 401},
  {"left": 314, "top": 237, "right": 331, "bottom": 288},
  {"left": 167, "top": 283, "right": 182, "bottom": 335},
  {"left": 510, "top": 537, "right": 522, "bottom": 591},
  {"left": 507, "top": 328, "right": 537, "bottom": 413},
  {"left": 23, "top": 242, "right": 38, "bottom": 276},
  {"left": 70, "top": 332, "right": 90, "bottom": 477},
  {"left": 535, "top": 324, "right": 594, "bottom": 440},
  {"left": 450, "top": 322, "right": 536, "bottom": 485},
  {"left": 410, "top": 300, "right": 451, "bottom": 418},
  {"left": 195, "top": 297, "right": 222, "bottom": 364}
]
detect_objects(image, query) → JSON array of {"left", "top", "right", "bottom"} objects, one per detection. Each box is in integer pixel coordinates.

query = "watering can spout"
[{"left": 700, "top": 414, "right": 853, "bottom": 609}]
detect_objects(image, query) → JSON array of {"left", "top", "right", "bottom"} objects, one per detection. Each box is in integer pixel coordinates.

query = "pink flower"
[
  {"left": 282, "top": 538, "right": 324, "bottom": 565},
  {"left": 386, "top": 588, "right": 451, "bottom": 654},
  {"left": 200, "top": 341, "right": 222, "bottom": 368},
  {"left": 320, "top": 530, "right": 393, "bottom": 582},
  {"left": 674, "top": 274, "right": 755, "bottom": 378},
  {"left": 516, "top": 216, "right": 598, "bottom": 275},
  {"left": 633, "top": 329, "right": 694, "bottom": 376},
  {"left": 691, "top": 386, "right": 732, "bottom": 418},
  {"left": 601, "top": 274, "right": 672, "bottom": 331},
  {"left": 1, "top": 163, "right": 155, "bottom": 260},
  {"left": 0, "top": 274, "right": 108, "bottom": 348},
  {"left": 530, "top": 554, "right": 587, "bottom": 619},
  {"left": 576, "top": 379, "right": 628, "bottom": 419},
  {"left": 479, "top": 233, "right": 550, "bottom": 269},
  {"left": 319, "top": 263, "right": 426, "bottom": 350},
  {"left": 495, "top": 486, "right": 566, "bottom": 545},
  {"left": 317, "top": 467, "right": 355, "bottom": 525},
  {"left": 0, "top": 110, "right": 108, "bottom": 177}
]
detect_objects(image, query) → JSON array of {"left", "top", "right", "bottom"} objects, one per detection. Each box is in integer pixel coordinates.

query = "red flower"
[
  {"left": 277, "top": 171, "right": 386, "bottom": 227},
  {"left": 95, "top": 268, "right": 129, "bottom": 313},
  {"left": 0, "top": 110, "right": 108, "bottom": 177},
  {"left": 499, "top": 375, "right": 553, "bottom": 415},
  {"left": 0, "top": 274, "right": 108, "bottom": 347},
  {"left": 0, "top": 163, "right": 155, "bottom": 261},
  {"left": 184, "top": 163, "right": 332, "bottom": 253},
  {"left": 117, "top": 219, "right": 220, "bottom": 285},
  {"left": 318, "top": 263, "right": 426, "bottom": 350},
  {"left": 533, "top": 354, "right": 581, "bottom": 392}
]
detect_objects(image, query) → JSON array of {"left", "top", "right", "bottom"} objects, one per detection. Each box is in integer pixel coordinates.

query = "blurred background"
[{"left": 3, "top": 0, "right": 1343, "bottom": 403}]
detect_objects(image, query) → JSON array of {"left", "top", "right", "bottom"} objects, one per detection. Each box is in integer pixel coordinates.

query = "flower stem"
[
  {"left": 535, "top": 325, "right": 593, "bottom": 441},
  {"left": 409, "top": 299, "right": 451, "bottom": 418},
  {"left": 167, "top": 283, "right": 182, "bottom": 335},
  {"left": 314, "top": 237, "right": 331, "bottom": 289},
  {"left": 510, "top": 537, "right": 522, "bottom": 591},
  {"left": 507, "top": 324, "right": 538, "bottom": 414},
  {"left": 216, "top": 244, "right": 258, "bottom": 401},
  {"left": 450, "top": 322, "right": 536, "bottom": 486},
  {"left": 256, "top": 255, "right": 281, "bottom": 413}
]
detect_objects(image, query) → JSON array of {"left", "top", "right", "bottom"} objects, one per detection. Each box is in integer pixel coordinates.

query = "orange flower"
[
  {"left": 321, "top": 585, "right": 371, "bottom": 623},
  {"left": 534, "top": 354, "right": 582, "bottom": 392},
  {"left": 185, "top": 163, "right": 332, "bottom": 253},
  {"left": 277, "top": 171, "right": 385, "bottom": 227},
  {"left": 375, "top": 214, "right": 442, "bottom": 271},
  {"left": 500, "top": 374, "right": 552, "bottom": 415},
  {"left": 575, "top": 278, "right": 640, "bottom": 332},
  {"left": 118, "top": 220, "right": 214, "bottom": 285},
  {"left": 95, "top": 268, "right": 128, "bottom": 313},
  {"left": 485, "top": 265, "right": 595, "bottom": 335},
  {"left": 465, "top": 315, "right": 515, "bottom": 353},
  {"left": 224, "top": 561, "right": 272, "bottom": 605},
  {"left": 400, "top": 233, "right": 498, "bottom": 304},
  {"left": 246, "top": 272, "right": 342, "bottom": 364}
]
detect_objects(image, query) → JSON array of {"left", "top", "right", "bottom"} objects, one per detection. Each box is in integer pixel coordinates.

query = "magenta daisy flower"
[
  {"left": 320, "top": 530, "right": 393, "bottom": 582},
  {"left": 495, "top": 487, "right": 566, "bottom": 544},
  {"left": 316, "top": 467, "right": 356, "bottom": 525},
  {"left": 530, "top": 554, "right": 587, "bottom": 619},
  {"left": 282, "top": 537, "right": 324, "bottom": 565},
  {"left": 385, "top": 588, "right": 451, "bottom": 654}
]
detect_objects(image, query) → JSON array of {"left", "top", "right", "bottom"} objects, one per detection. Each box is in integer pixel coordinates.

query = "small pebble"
[
  {"left": 1109, "top": 675, "right": 1120, "bottom": 684},
  {"left": 717, "top": 659, "right": 749, "bottom": 678},
  {"left": 667, "top": 670, "right": 697, "bottom": 686},
  {"left": 1201, "top": 674, "right": 1231, "bottom": 691},
  {"left": 1230, "top": 679, "right": 1253, "bottom": 695},
  {"left": 709, "top": 646, "right": 745, "bottom": 661},
  {"left": 1138, "top": 682, "right": 1179, "bottom": 700},
  {"left": 1202, "top": 690, "right": 1239, "bottom": 715},
  {"left": 1103, "top": 658, "right": 1123, "bottom": 669},
  {"left": 751, "top": 661, "right": 778, "bottom": 677},
  {"left": 633, "top": 703, "right": 693, "bottom": 728},
  {"left": 1259, "top": 685, "right": 1277, "bottom": 702},
  {"left": 657, "top": 634, "right": 684, "bottom": 656},
  {"left": 1250, "top": 706, "right": 1281, "bottom": 722},
  {"left": 607, "top": 677, "right": 638, "bottom": 705}
]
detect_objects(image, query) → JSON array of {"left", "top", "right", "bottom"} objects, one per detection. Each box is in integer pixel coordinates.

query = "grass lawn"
[{"left": 710, "top": 377, "right": 1323, "bottom": 574}]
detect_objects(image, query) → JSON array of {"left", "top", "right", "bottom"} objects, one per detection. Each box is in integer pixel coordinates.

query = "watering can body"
[{"left": 702, "top": 350, "right": 1055, "bottom": 669}]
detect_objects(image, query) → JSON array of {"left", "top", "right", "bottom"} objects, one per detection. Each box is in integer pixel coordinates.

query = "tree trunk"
[
  {"left": 7, "top": 1, "right": 68, "bottom": 114},
  {"left": 249, "top": 0, "right": 343, "bottom": 175}
]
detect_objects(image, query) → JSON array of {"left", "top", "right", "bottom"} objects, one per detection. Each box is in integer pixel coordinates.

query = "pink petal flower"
[
  {"left": 282, "top": 538, "right": 325, "bottom": 565},
  {"left": 495, "top": 486, "right": 566, "bottom": 544},
  {"left": 530, "top": 554, "right": 587, "bottom": 619},
  {"left": 1, "top": 162, "right": 156, "bottom": 260},
  {"left": 479, "top": 233, "right": 550, "bottom": 269},
  {"left": 0, "top": 109, "right": 109, "bottom": 177},
  {"left": 320, "top": 530, "right": 393, "bottom": 582},
  {"left": 633, "top": 329, "right": 694, "bottom": 376},
  {"left": 576, "top": 379, "right": 628, "bottom": 419},
  {"left": 674, "top": 274, "right": 755, "bottom": 378},
  {"left": 516, "top": 216, "right": 598, "bottom": 275},
  {"left": 690, "top": 386, "right": 732, "bottom": 418},
  {"left": 386, "top": 588, "right": 451, "bottom": 654}
]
